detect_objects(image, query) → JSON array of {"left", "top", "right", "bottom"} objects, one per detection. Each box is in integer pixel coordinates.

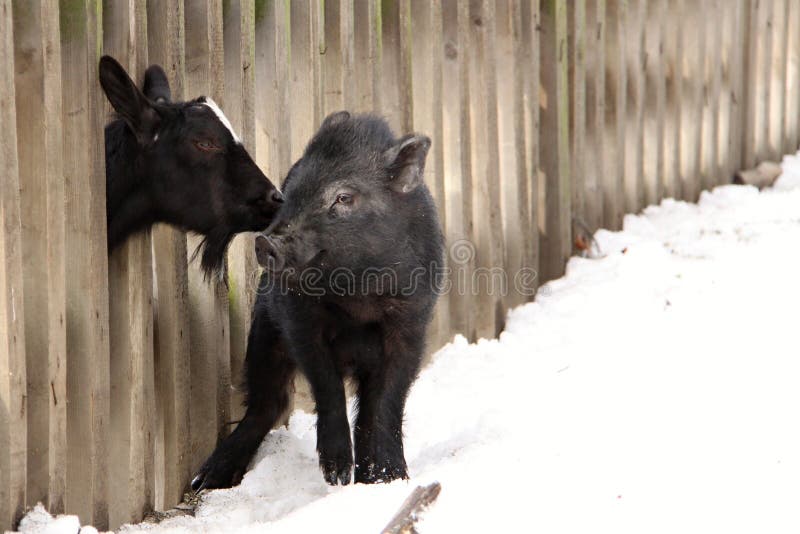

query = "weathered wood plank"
[
  {"left": 458, "top": 0, "right": 476, "bottom": 339},
  {"left": 354, "top": 0, "right": 382, "bottom": 113},
  {"left": 584, "top": 0, "right": 604, "bottom": 233},
  {"left": 61, "top": 0, "right": 111, "bottom": 527},
  {"left": 742, "top": 0, "right": 758, "bottom": 169},
  {"left": 379, "top": 0, "right": 411, "bottom": 130},
  {"left": 12, "top": 0, "right": 67, "bottom": 517},
  {"left": 522, "top": 0, "right": 540, "bottom": 292},
  {"left": 643, "top": 0, "right": 666, "bottom": 204},
  {"left": 602, "top": 0, "right": 625, "bottom": 229},
  {"left": 705, "top": 0, "right": 723, "bottom": 189},
  {"left": 410, "top": 0, "right": 449, "bottom": 350},
  {"left": 497, "top": 0, "right": 528, "bottom": 309},
  {"left": 440, "top": 0, "right": 471, "bottom": 339},
  {"left": 103, "top": 0, "right": 155, "bottom": 526},
  {"left": 624, "top": 0, "right": 645, "bottom": 212},
  {"left": 540, "top": 0, "right": 571, "bottom": 282},
  {"left": 290, "top": 1, "right": 325, "bottom": 160},
  {"left": 0, "top": 1, "right": 28, "bottom": 528},
  {"left": 467, "top": 0, "right": 503, "bottom": 337},
  {"left": 784, "top": 0, "right": 800, "bottom": 152},
  {"left": 568, "top": 0, "right": 587, "bottom": 249},
  {"left": 184, "top": 0, "right": 230, "bottom": 486},
  {"left": 662, "top": 0, "right": 683, "bottom": 200},
  {"left": 322, "top": 0, "right": 356, "bottom": 114},
  {"left": 757, "top": 0, "right": 774, "bottom": 163},
  {"left": 681, "top": 0, "right": 705, "bottom": 201},
  {"left": 225, "top": 0, "right": 258, "bottom": 431},
  {"left": 771, "top": 0, "right": 789, "bottom": 157},
  {"left": 147, "top": 0, "right": 191, "bottom": 510}
]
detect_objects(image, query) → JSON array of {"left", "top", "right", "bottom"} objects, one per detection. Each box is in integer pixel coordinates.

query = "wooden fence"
[{"left": 1, "top": 0, "right": 798, "bottom": 530}]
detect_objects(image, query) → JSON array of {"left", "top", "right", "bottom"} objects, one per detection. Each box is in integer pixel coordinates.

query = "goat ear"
[
  {"left": 143, "top": 64, "right": 171, "bottom": 103},
  {"left": 320, "top": 110, "right": 351, "bottom": 129},
  {"left": 383, "top": 135, "right": 431, "bottom": 194},
  {"left": 99, "top": 55, "right": 159, "bottom": 145}
]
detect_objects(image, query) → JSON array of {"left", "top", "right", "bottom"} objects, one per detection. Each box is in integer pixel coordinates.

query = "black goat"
[{"left": 99, "top": 55, "right": 282, "bottom": 273}]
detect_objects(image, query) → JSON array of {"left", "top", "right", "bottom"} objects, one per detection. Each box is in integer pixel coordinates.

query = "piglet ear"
[
  {"left": 320, "top": 110, "right": 351, "bottom": 129},
  {"left": 98, "top": 55, "right": 160, "bottom": 145},
  {"left": 383, "top": 135, "right": 431, "bottom": 194}
]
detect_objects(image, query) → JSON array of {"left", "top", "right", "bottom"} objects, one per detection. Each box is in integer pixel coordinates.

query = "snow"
[{"left": 17, "top": 153, "right": 800, "bottom": 534}]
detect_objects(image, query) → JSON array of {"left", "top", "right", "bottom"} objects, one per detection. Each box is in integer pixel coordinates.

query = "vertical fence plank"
[
  {"left": 540, "top": 0, "right": 571, "bottom": 281},
  {"left": 784, "top": 0, "right": 800, "bottom": 152},
  {"left": 757, "top": 0, "right": 773, "bottom": 162},
  {"left": 103, "top": 0, "right": 155, "bottom": 526},
  {"left": 184, "top": 0, "right": 230, "bottom": 484},
  {"left": 717, "top": 0, "right": 735, "bottom": 185},
  {"left": 225, "top": 0, "right": 257, "bottom": 432},
  {"left": 680, "top": 0, "right": 704, "bottom": 201},
  {"left": 786, "top": 0, "right": 800, "bottom": 152},
  {"left": 257, "top": 0, "right": 292, "bottom": 183},
  {"left": 440, "top": 0, "right": 471, "bottom": 339},
  {"left": 290, "top": 1, "right": 325, "bottom": 160},
  {"left": 624, "top": 0, "right": 645, "bottom": 212},
  {"left": 147, "top": 0, "right": 191, "bottom": 510},
  {"left": 727, "top": 0, "right": 747, "bottom": 180},
  {"left": 704, "top": 0, "right": 722, "bottom": 189},
  {"left": 602, "top": 0, "right": 625, "bottom": 229},
  {"left": 380, "top": 0, "right": 413, "bottom": 131},
  {"left": 322, "top": 0, "right": 356, "bottom": 114},
  {"left": 663, "top": 0, "right": 683, "bottom": 199},
  {"left": 468, "top": 0, "right": 503, "bottom": 337},
  {"left": 568, "top": 0, "right": 587, "bottom": 250},
  {"left": 0, "top": 1, "right": 27, "bottom": 527},
  {"left": 523, "top": 0, "right": 540, "bottom": 290},
  {"left": 354, "top": 0, "right": 382, "bottom": 113},
  {"left": 458, "top": 0, "right": 476, "bottom": 339},
  {"left": 742, "top": 0, "right": 758, "bottom": 168},
  {"left": 643, "top": 0, "right": 666, "bottom": 204},
  {"left": 584, "top": 0, "right": 603, "bottom": 231},
  {"left": 770, "top": 0, "right": 789, "bottom": 158},
  {"left": 410, "top": 0, "right": 449, "bottom": 348},
  {"left": 497, "top": 0, "right": 530, "bottom": 309},
  {"left": 12, "top": 0, "right": 67, "bottom": 516},
  {"left": 61, "top": 0, "right": 111, "bottom": 527}
]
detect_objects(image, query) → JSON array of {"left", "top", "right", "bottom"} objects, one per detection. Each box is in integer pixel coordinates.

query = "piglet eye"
[{"left": 335, "top": 193, "right": 353, "bottom": 205}]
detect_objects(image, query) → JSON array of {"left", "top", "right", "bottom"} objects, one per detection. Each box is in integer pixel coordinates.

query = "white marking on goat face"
[{"left": 202, "top": 97, "right": 241, "bottom": 145}]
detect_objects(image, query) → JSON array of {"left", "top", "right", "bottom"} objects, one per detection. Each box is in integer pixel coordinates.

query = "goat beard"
[{"left": 192, "top": 227, "right": 235, "bottom": 282}]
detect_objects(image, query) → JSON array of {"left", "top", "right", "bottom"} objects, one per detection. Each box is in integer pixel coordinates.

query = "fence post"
[
  {"left": 540, "top": 0, "right": 571, "bottom": 282},
  {"left": 0, "top": 1, "right": 27, "bottom": 527}
]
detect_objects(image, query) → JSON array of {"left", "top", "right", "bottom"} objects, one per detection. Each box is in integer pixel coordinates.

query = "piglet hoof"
[
  {"left": 320, "top": 453, "right": 353, "bottom": 486},
  {"left": 354, "top": 459, "right": 408, "bottom": 484},
  {"left": 191, "top": 450, "right": 249, "bottom": 492},
  {"left": 318, "top": 440, "right": 353, "bottom": 485}
]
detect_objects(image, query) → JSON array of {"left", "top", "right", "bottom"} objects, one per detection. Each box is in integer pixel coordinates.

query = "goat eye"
[{"left": 194, "top": 139, "right": 219, "bottom": 152}]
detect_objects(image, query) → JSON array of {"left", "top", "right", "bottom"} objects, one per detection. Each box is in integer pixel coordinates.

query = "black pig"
[{"left": 192, "top": 112, "right": 444, "bottom": 489}]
